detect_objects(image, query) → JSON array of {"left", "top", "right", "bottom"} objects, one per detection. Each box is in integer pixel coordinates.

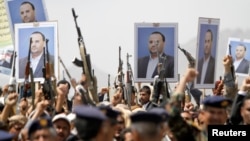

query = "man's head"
[
  {"left": 148, "top": 31, "right": 166, "bottom": 57},
  {"left": 30, "top": 31, "right": 45, "bottom": 58},
  {"left": 139, "top": 85, "right": 151, "bottom": 105},
  {"left": 28, "top": 117, "right": 57, "bottom": 141},
  {"left": 73, "top": 105, "right": 107, "bottom": 140},
  {"left": 8, "top": 115, "right": 27, "bottom": 139},
  {"left": 20, "top": 1, "right": 36, "bottom": 23},
  {"left": 97, "top": 104, "right": 121, "bottom": 141},
  {"left": 204, "top": 29, "right": 213, "bottom": 57},
  {"left": 52, "top": 113, "right": 71, "bottom": 141},
  {"left": 240, "top": 94, "right": 250, "bottom": 125},
  {"left": 130, "top": 112, "right": 163, "bottom": 141},
  {"left": 199, "top": 96, "right": 231, "bottom": 127},
  {"left": 235, "top": 44, "right": 247, "bottom": 60}
]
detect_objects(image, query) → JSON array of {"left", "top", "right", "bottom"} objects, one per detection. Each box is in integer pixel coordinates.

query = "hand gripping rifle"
[
  {"left": 42, "top": 39, "right": 55, "bottom": 103},
  {"left": 178, "top": 45, "right": 198, "bottom": 106},
  {"left": 114, "top": 47, "right": 123, "bottom": 88},
  {"left": 152, "top": 41, "right": 170, "bottom": 105},
  {"left": 71, "top": 8, "right": 98, "bottom": 104},
  {"left": 114, "top": 47, "right": 127, "bottom": 104}
]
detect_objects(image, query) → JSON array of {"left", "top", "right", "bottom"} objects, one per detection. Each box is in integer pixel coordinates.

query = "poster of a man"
[
  {"left": 134, "top": 23, "right": 178, "bottom": 83},
  {"left": 227, "top": 38, "right": 250, "bottom": 76},
  {"left": 195, "top": 17, "right": 220, "bottom": 89},
  {"left": 5, "top": 0, "right": 48, "bottom": 37},
  {"left": 15, "top": 21, "right": 58, "bottom": 82}
]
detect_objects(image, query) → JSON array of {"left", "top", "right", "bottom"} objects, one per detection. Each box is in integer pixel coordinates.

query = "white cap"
[{"left": 52, "top": 113, "right": 70, "bottom": 126}]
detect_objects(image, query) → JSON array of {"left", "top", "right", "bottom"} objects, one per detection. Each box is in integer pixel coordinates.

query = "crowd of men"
[
  {"left": 0, "top": 53, "right": 249, "bottom": 141},
  {"left": 1, "top": 1, "right": 249, "bottom": 141}
]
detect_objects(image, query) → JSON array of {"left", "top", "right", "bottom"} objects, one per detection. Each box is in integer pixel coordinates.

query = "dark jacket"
[{"left": 137, "top": 53, "right": 174, "bottom": 78}]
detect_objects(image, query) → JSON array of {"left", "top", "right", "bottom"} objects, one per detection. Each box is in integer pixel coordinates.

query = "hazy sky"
[{"left": 1, "top": 0, "right": 250, "bottom": 94}]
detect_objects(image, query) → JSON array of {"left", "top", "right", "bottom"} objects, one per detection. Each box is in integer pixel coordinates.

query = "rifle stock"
[
  {"left": 178, "top": 45, "right": 195, "bottom": 68},
  {"left": 72, "top": 8, "right": 98, "bottom": 104},
  {"left": 229, "top": 44, "right": 236, "bottom": 81},
  {"left": 151, "top": 41, "right": 170, "bottom": 105},
  {"left": 8, "top": 52, "right": 17, "bottom": 93},
  {"left": 23, "top": 38, "right": 32, "bottom": 99},
  {"left": 125, "top": 53, "right": 133, "bottom": 110},
  {"left": 59, "top": 56, "right": 76, "bottom": 89},
  {"left": 42, "top": 39, "right": 55, "bottom": 103}
]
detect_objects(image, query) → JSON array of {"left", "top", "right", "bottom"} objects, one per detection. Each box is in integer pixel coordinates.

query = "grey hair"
[{"left": 130, "top": 122, "right": 161, "bottom": 139}]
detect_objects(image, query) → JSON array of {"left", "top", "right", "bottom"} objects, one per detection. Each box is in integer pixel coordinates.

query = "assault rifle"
[
  {"left": 42, "top": 39, "right": 55, "bottom": 102},
  {"left": 22, "top": 38, "right": 32, "bottom": 99},
  {"left": 229, "top": 44, "right": 236, "bottom": 81},
  {"left": 152, "top": 41, "right": 170, "bottom": 105},
  {"left": 125, "top": 53, "right": 133, "bottom": 110},
  {"left": 71, "top": 8, "right": 98, "bottom": 104},
  {"left": 114, "top": 47, "right": 128, "bottom": 105},
  {"left": 8, "top": 51, "right": 17, "bottom": 93}
]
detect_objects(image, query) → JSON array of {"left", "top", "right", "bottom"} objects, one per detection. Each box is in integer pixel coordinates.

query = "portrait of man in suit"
[
  {"left": 137, "top": 31, "right": 174, "bottom": 78},
  {"left": 5, "top": 0, "right": 47, "bottom": 37},
  {"left": 233, "top": 44, "right": 250, "bottom": 74},
  {"left": 18, "top": 31, "right": 54, "bottom": 79},
  {"left": 15, "top": 21, "right": 58, "bottom": 82},
  {"left": 195, "top": 18, "right": 219, "bottom": 89},
  {"left": 135, "top": 23, "right": 178, "bottom": 83},
  {"left": 196, "top": 29, "right": 215, "bottom": 84}
]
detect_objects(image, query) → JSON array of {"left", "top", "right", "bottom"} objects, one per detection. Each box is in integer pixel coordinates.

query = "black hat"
[
  {"left": 130, "top": 111, "right": 162, "bottom": 124},
  {"left": 148, "top": 107, "right": 169, "bottom": 122},
  {"left": 57, "top": 79, "right": 71, "bottom": 90},
  {"left": 0, "top": 130, "right": 14, "bottom": 141},
  {"left": 202, "top": 96, "right": 232, "bottom": 108},
  {"left": 73, "top": 105, "right": 106, "bottom": 140},
  {"left": 97, "top": 104, "right": 121, "bottom": 119},
  {"left": 73, "top": 105, "right": 106, "bottom": 120},
  {"left": 28, "top": 117, "right": 53, "bottom": 137}
]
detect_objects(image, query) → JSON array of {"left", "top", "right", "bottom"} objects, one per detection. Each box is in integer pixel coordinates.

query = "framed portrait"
[
  {"left": 194, "top": 17, "right": 220, "bottom": 89},
  {"left": 5, "top": 0, "right": 48, "bottom": 40},
  {"left": 15, "top": 21, "right": 58, "bottom": 83},
  {"left": 134, "top": 23, "right": 178, "bottom": 83},
  {"left": 226, "top": 37, "right": 250, "bottom": 76}
]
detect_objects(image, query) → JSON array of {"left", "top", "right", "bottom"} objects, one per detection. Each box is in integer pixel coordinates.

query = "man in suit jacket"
[
  {"left": 139, "top": 85, "right": 158, "bottom": 111},
  {"left": 19, "top": 31, "right": 54, "bottom": 79},
  {"left": 233, "top": 44, "right": 250, "bottom": 74},
  {"left": 196, "top": 29, "right": 215, "bottom": 84},
  {"left": 137, "top": 31, "right": 174, "bottom": 79}
]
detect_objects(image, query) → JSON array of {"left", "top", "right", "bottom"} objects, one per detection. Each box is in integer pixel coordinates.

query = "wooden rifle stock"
[
  {"left": 23, "top": 38, "right": 32, "bottom": 98},
  {"left": 8, "top": 52, "right": 17, "bottom": 93},
  {"left": 59, "top": 56, "right": 76, "bottom": 89},
  {"left": 72, "top": 8, "right": 98, "bottom": 104},
  {"left": 229, "top": 44, "right": 236, "bottom": 81},
  {"left": 42, "top": 39, "right": 55, "bottom": 102}
]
